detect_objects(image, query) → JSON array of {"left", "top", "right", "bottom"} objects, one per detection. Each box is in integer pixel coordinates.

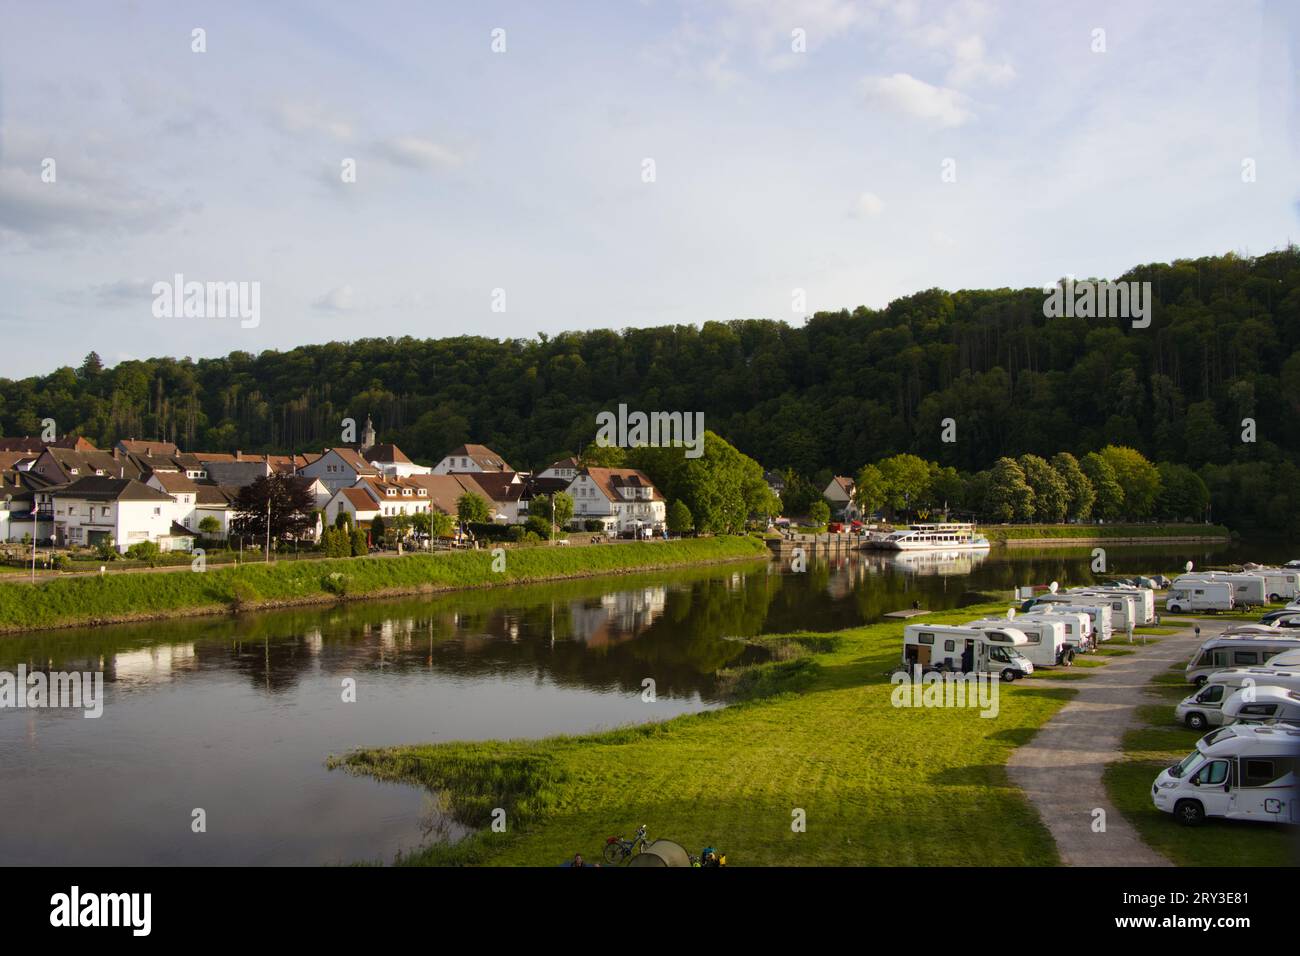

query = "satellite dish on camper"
[
  {"left": 1049, "top": 581, "right": 1059, "bottom": 594},
  {"left": 1185, "top": 561, "right": 1193, "bottom": 572}
]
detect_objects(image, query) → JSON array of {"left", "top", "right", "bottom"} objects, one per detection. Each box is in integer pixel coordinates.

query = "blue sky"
[{"left": 0, "top": 0, "right": 1296, "bottom": 377}]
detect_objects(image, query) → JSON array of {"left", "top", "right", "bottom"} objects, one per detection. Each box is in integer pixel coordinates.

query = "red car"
[{"left": 827, "top": 521, "right": 844, "bottom": 533}]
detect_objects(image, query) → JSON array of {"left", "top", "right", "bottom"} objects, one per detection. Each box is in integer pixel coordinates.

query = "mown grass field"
[
  {"left": 336, "top": 604, "right": 1076, "bottom": 866},
  {"left": 1102, "top": 664, "right": 1298, "bottom": 866},
  {"left": 0, "top": 536, "right": 769, "bottom": 633}
]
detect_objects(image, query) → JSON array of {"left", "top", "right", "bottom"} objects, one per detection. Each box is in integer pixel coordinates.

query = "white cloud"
[
  {"left": 861, "top": 73, "right": 972, "bottom": 127},
  {"left": 947, "top": 35, "right": 1015, "bottom": 87},
  {"left": 852, "top": 191, "right": 884, "bottom": 217},
  {"left": 312, "top": 285, "right": 357, "bottom": 312},
  {"left": 373, "top": 136, "right": 464, "bottom": 170},
  {"left": 272, "top": 101, "right": 355, "bottom": 142},
  {"left": 0, "top": 166, "right": 173, "bottom": 240}
]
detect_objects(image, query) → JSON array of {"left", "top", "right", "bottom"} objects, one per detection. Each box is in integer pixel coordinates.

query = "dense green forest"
[{"left": 3, "top": 248, "right": 1299, "bottom": 535}]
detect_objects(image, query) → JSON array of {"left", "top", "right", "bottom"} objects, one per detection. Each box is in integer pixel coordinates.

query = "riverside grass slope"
[
  {"left": 336, "top": 604, "right": 1075, "bottom": 867},
  {"left": 0, "top": 536, "right": 769, "bottom": 633},
  {"left": 982, "top": 523, "right": 1230, "bottom": 543}
]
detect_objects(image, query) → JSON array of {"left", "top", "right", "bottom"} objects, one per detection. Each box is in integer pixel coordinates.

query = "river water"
[{"left": 1, "top": 538, "right": 1291, "bottom": 865}]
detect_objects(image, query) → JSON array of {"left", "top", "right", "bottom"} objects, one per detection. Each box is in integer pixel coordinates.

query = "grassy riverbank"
[
  {"left": 335, "top": 605, "right": 1076, "bottom": 866},
  {"left": 1102, "top": 664, "right": 1296, "bottom": 866},
  {"left": 983, "top": 524, "right": 1230, "bottom": 543},
  {"left": 0, "top": 536, "right": 769, "bottom": 634}
]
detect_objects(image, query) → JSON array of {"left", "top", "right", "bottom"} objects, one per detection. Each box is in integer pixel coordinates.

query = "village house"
[
  {"left": 822, "top": 476, "right": 859, "bottom": 521},
  {"left": 323, "top": 475, "right": 433, "bottom": 527},
  {"left": 194, "top": 484, "right": 238, "bottom": 539},
  {"left": 298, "top": 447, "right": 380, "bottom": 493},
  {"left": 30, "top": 448, "right": 142, "bottom": 485},
  {"left": 431, "top": 443, "right": 514, "bottom": 475},
  {"left": 567, "top": 467, "right": 666, "bottom": 535},
  {"left": 536, "top": 457, "right": 581, "bottom": 482},
  {"left": 146, "top": 471, "right": 200, "bottom": 532},
  {"left": 49, "top": 476, "right": 193, "bottom": 552}
]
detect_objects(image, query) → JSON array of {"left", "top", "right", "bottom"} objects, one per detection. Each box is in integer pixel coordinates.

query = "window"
[
  {"left": 102, "top": 507, "right": 110, "bottom": 518},
  {"left": 1232, "top": 651, "right": 1259, "bottom": 665},
  {"left": 153, "top": 507, "right": 161, "bottom": 516},
  {"left": 944, "top": 640, "right": 955, "bottom": 652},
  {"left": 1194, "top": 760, "right": 1228, "bottom": 786},
  {"left": 1196, "top": 685, "right": 1224, "bottom": 704},
  {"left": 917, "top": 633, "right": 935, "bottom": 645},
  {"left": 1241, "top": 759, "right": 1280, "bottom": 788}
]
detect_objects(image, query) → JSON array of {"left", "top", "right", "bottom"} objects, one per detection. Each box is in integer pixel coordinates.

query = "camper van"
[
  {"left": 1166, "top": 580, "right": 1234, "bottom": 614},
  {"left": 1151, "top": 723, "right": 1300, "bottom": 825},
  {"left": 1020, "top": 608, "right": 1094, "bottom": 652},
  {"left": 1074, "top": 585, "right": 1157, "bottom": 626},
  {"left": 1185, "top": 634, "right": 1300, "bottom": 686},
  {"left": 1025, "top": 595, "right": 1114, "bottom": 642},
  {"left": 1175, "top": 669, "right": 1300, "bottom": 730},
  {"left": 1264, "top": 648, "right": 1300, "bottom": 669},
  {"left": 1177, "top": 573, "right": 1268, "bottom": 608},
  {"left": 1068, "top": 589, "right": 1139, "bottom": 632},
  {"left": 901, "top": 624, "right": 1034, "bottom": 682},
  {"left": 963, "top": 616, "right": 1073, "bottom": 667},
  {"left": 1221, "top": 686, "right": 1300, "bottom": 726},
  {"left": 1249, "top": 568, "right": 1300, "bottom": 602}
]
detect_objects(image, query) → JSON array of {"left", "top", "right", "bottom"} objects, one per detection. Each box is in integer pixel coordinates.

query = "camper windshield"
[{"left": 1169, "top": 749, "right": 1203, "bottom": 779}]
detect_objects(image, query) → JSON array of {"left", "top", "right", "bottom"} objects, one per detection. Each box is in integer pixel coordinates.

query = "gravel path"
[{"left": 1007, "top": 621, "right": 1224, "bottom": 866}]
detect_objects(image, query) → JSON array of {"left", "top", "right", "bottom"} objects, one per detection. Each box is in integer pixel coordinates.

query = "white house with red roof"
[
  {"left": 298, "top": 447, "right": 381, "bottom": 493},
  {"left": 567, "top": 467, "right": 665, "bottom": 535},
  {"left": 431, "top": 443, "right": 514, "bottom": 475}
]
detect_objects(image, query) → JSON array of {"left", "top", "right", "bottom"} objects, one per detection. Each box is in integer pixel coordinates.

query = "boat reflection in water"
[{"left": 878, "top": 548, "right": 992, "bottom": 577}]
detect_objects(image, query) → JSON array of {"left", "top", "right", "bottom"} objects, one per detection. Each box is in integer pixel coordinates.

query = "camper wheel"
[
  {"left": 1184, "top": 711, "right": 1208, "bottom": 731},
  {"left": 1174, "top": 799, "right": 1205, "bottom": 827},
  {"left": 1269, "top": 593, "right": 1281, "bottom": 603},
  {"left": 1167, "top": 603, "right": 1183, "bottom": 613},
  {"left": 1000, "top": 669, "right": 1018, "bottom": 683}
]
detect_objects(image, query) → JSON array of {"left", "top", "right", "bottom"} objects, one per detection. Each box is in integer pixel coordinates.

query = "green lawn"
[
  {"left": 1102, "top": 669, "right": 1297, "bottom": 866},
  {"left": 983, "top": 524, "right": 1230, "bottom": 543},
  {"left": 335, "top": 605, "right": 1076, "bottom": 866}
]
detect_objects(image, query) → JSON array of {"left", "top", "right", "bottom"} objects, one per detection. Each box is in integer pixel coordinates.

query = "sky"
[{"left": 0, "top": 0, "right": 1297, "bottom": 378}]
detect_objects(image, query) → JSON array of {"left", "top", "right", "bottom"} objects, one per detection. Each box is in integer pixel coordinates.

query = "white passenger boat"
[{"left": 867, "top": 522, "right": 991, "bottom": 552}]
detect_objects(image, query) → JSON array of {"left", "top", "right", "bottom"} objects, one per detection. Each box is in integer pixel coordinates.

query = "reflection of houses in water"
[
  {"left": 886, "top": 549, "right": 990, "bottom": 577},
  {"left": 111, "top": 644, "right": 197, "bottom": 684},
  {"left": 566, "top": 587, "right": 667, "bottom": 648}
]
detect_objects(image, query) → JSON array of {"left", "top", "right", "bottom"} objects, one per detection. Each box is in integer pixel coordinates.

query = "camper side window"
[
  {"left": 944, "top": 640, "right": 955, "bottom": 652},
  {"left": 1193, "top": 760, "right": 1228, "bottom": 786},
  {"left": 1232, "top": 651, "right": 1259, "bottom": 665},
  {"left": 1238, "top": 704, "right": 1278, "bottom": 718},
  {"left": 1196, "top": 686, "right": 1224, "bottom": 704},
  {"left": 918, "top": 633, "right": 934, "bottom": 645},
  {"left": 1241, "top": 760, "right": 1280, "bottom": 788}
]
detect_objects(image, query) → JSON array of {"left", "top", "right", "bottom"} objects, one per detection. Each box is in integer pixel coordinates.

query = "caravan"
[
  {"left": 1221, "top": 686, "right": 1300, "bottom": 726},
  {"left": 1166, "top": 579, "right": 1234, "bottom": 614},
  {"left": 1177, "top": 573, "right": 1268, "bottom": 608},
  {"left": 1074, "top": 585, "right": 1157, "bottom": 626},
  {"left": 1020, "top": 607, "right": 1094, "bottom": 653},
  {"left": 963, "top": 615, "right": 1074, "bottom": 667},
  {"left": 1185, "top": 633, "right": 1300, "bottom": 686},
  {"left": 1068, "top": 589, "right": 1139, "bottom": 633},
  {"left": 1151, "top": 723, "right": 1300, "bottom": 825},
  {"left": 901, "top": 624, "right": 1034, "bottom": 682},
  {"left": 1175, "top": 669, "right": 1300, "bottom": 730},
  {"left": 1247, "top": 567, "right": 1300, "bottom": 602},
  {"left": 1024, "top": 595, "right": 1114, "bottom": 642}
]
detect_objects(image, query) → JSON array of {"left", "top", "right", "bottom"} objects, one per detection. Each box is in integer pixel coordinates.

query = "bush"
[
  {"left": 524, "top": 515, "right": 553, "bottom": 539},
  {"left": 321, "top": 572, "right": 349, "bottom": 596},
  {"left": 467, "top": 522, "right": 511, "bottom": 542},
  {"left": 583, "top": 519, "right": 605, "bottom": 532},
  {"left": 125, "top": 541, "right": 162, "bottom": 566},
  {"left": 350, "top": 529, "right": 368, "bottom": 556}
]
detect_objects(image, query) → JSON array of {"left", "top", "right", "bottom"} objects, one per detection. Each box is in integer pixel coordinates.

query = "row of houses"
[{"left": 0, "top": 418, "right": 667, "bottom": 552}]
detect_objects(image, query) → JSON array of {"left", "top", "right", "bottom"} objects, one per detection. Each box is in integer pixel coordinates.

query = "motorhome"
[
  {"left": 1020, "top": 607, "right": 1093, "bottom": 652},
  {"left": 1165, "top": 580, "right": 1234, "bottom": 614},
  {"left": 1068, "top": 589, "right": 1139, "bottom": 632},
  {"left": 1264, "top": 648, "right": 1300, "bottom": 669},
  {"left": 1024, "top": 596, "right": 1113, "bottom": 642},
  {"left": 901, "top": 624, "right": 1034, "bottom": 681},
  {"left": 1177, "top": 572, "right": 1268, "bottom": 608},
  {"left": 1078, "top": 585, "right": 1158, "bottom": 626},
  {"left": 1175, "top": 669, "right": 1300, "bottom": 730},
  {"left": 1185, "top": 634, "right": 1300, "bottom": 686},
  {"left": 1151, "top": 723, "right": 1300, "bottom": 825},
  {"left": 1247, "top": 567, "right": 1300, "bottom": 602},
  {"left": 1221, "top": 686, "right": 1300, "bottom": 726},
  {"left": 963, "top": 616, "right": 1073, "bottom": 667}
]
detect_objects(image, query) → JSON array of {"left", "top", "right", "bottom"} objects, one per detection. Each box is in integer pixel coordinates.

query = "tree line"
[{"left": 3, "top": 247, "right": 1298, "bottom": 536}]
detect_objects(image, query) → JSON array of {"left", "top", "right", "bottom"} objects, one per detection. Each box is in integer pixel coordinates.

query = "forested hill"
[{"left": 4, "top": 248, "right": 1299, "bottom": 531}]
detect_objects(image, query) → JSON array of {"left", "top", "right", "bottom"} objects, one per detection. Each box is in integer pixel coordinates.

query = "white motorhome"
[
  {"left": 1068, "top": 589, "right": 1139, "bottom": 632},
  {"left": 1166, "top": 579, "right": 1234, "bottom": 614},
  {"left": 1151, "top": 723, "right": 1300, "bottom": 825},
  {"left": 1221, "top": 686, "right": 1300, "bottom": 726},
  {"left": 1264, "top": 648, "right": 1300, "bottom": 669},
  {"left": 1175, "top": 669, "right": 1300, "bottom": 730},
  {"left": 1246, "top": 567, "right": 1300, "bottom": 602},
  {"left": 1026, "top": 596, "right": 1114, "bottom": 642},
  {"left": 1185, "top": 634, "right": 1300, "bottom": 686},
  {"left": 901, "top": 624, "right": 1034, "bottom": 681},
  {"left": 1077, "top": 585, "right": 1157, "bottom": 626},
  {"left": 964, "top": 616, "right": 1074, "bottom": 667},
  {"left": 1178, "top": 572, "right": 1268, "bottom": 607},
  {"left": 1021, "top": 607, "right": 1094, "bottom": 652}
]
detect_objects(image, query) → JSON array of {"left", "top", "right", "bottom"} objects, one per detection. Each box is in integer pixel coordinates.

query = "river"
[{"left": 1, "top": 537, "right": 1291, "bottom": 865}]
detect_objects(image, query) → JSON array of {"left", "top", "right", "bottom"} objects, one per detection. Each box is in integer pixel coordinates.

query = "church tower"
[{"left": 361, "top": 415, "right": 376, "bottom": 452}]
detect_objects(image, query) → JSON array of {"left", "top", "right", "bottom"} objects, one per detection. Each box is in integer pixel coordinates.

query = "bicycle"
[{"left": 602, "top": 824, "right": 649, "bottom": 864}]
